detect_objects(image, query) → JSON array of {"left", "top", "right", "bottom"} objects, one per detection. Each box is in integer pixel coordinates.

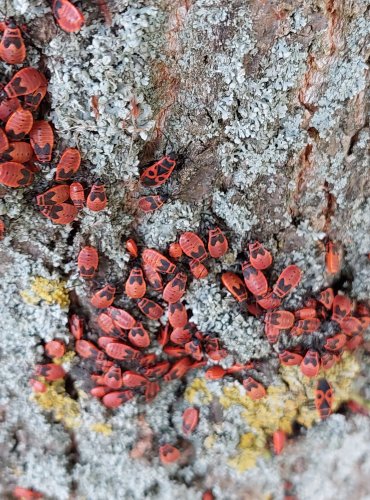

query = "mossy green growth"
[{"left": 21, "top": 277, "right": 70, "bottom": 308}]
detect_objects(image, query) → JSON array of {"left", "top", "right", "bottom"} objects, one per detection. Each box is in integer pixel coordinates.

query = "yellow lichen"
[
  {"left": 228, "top": 432, "right": 269, "bottom": 471},
  {"left": 219, "top": 352, "right": 361, "bottom": 471},
  {"left": 32, "top": 379, "right": 80, "bottom": 429},
  {"left": 204, "top": 435, "right": 216, "bottom": 449},
  {"left": 185, "top": 378, "right": 212, "bottom": 405},
  {"left": 90, "top": 423, "right": 113, "bottom": 436},
  {"left": 21, "top": 277, "right": 69, "bottom": 308},
  {"left": 53, "top": 351, "right": 75, "bottom": 366}
]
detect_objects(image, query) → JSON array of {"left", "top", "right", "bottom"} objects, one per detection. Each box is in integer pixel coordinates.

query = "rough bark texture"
[{"left": 0, "top": 1, "right": 369, "bottom": 499}]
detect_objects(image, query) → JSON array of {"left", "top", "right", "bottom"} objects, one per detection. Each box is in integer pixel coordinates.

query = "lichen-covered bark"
[{"left": 0, "top": 1, "right": 369, "bottom": 499}]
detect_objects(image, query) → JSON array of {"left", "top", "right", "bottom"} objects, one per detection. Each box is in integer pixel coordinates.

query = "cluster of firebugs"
[
  {"left": 31, "top": 231, "right": 370, "bottom": 463},
  {"left": 2, "top": 5, "right": 370, "bottom": 500}
]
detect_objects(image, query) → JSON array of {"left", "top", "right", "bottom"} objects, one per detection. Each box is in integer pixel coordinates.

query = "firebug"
[
  {"left": 140, "top": 153, "right": 176, "bottom": 187},
  {"left": 182, "top": 407, "right": 199, "bottom": 435},
  {"left": 208, "top": 227, "right": 228, "bottom": 258},
  {"left": 315, "top": 378, "right": 333, "bottom": 419},
  {"left": 78, "top": 246, "right": 99, "bottom": 279}
]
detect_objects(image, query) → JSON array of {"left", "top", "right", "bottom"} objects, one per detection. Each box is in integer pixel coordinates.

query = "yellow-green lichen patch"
[
  {"left": 21, "top": 277, "right": 70, "bottom": 308},
  {"left": 90, "top": 423, "right": 113, "bottom": 436},
  {"left": 220, "top": 352, "right": 361, "bottom": 471},
  {"left": 32, "top": 379, "right": 80, "bottom": 430},
  {"left": 185, "top": 378, "right": 213, "bottom": 405},
  {"left": 228, "top": 432, "right": 270, "bottom": 472}
]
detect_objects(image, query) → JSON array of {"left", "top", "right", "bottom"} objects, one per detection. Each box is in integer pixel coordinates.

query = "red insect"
[
  {"left": 221, "top": 272, "right": 248, "bottom": 303},
  {"left": 164, "top": 357, "right": 192, "bottom": 381},
  {"left": 103, "top": 366, "right": 122, "bottom": 389},
  {"left": 140, "top": 153, "right": 176, "bottom": 187},
  {"left": 273, "top": 265, "right": 302, "bottom": 299},
  {"left": 90, "top": 284, "right": 116, "bottom": 308},
  {"left": 157, "top": 323, "right": 170, "bottom": 346},
  {"left": 69, "top": 182, "right": 85, "bottom": 209},
  {"left": 145, "top": 381, "right": 160, "bottom": 403},
  {"left": 185, "top": 338, "right": 203, "bottom": 360},
  {"left": 163, "top": 272, "right": 187, "bottom": 303},
  {"left": 346, "top": 333, "right": 363, "bottom": 350},
  {"left": 242, "top": 262, "right": 268, "bottom": 297},
  {"left": 97, "top": 312, "right": 120, "bottom": 336},
  {"left": 143, "top": 360, "right": 170, "bottom": 378},
  {"left": 142, "top": 248, "right": 176, "bottom": 274},
  {"left": 12, "top": 487, "right": 43, "bottom": 500},
  {"left": 179, "top": 231, "right": 208, "bottom": 262},
  {"left": 107, "top": 306, "right": 136, "bottom": 329},
  {"left": 86, "top": 182, "right": 107, "bottom": 212},
  {"left": 202, "top": 491, "right": 215, "bottom": 500},
  {"left": 0, "top": 96, "right": 20, "bottom": 121},
  {"left": 30, "top": 379, "right": 47, "bottom": 393},
  {"left": 325, "top": 241, "right": 341, "bottom": 274},
  {"left": 248, "top": 241, "right": 272, "bottom": 270},
  {"left": 182, "top": 407, "right": 199, "bottom": 435},
  {"left": 294, "top": 308, "right": 317, "bottom": 320},
  {"left": 5, "top": 108, "right": 33, "bottom": 140},
  {"left": 30, "top": 120, "right": 54, "bottom": 162},
  {"left": 205, "top": 365, "right": 226, "bottom": 380},
  {"left": 317, "top": 288, "right": 334, "bottom": 310},
  {"left": 1, "top": 141, "right": 33, "bottom": 163},
  {"left": 69, "top": 314, "right": 83, "bottom": 340},
  {"left": 44, "top": 340, "right": 65, "bottom": 358},
  {"left": 278, "top": 350, "right": 303, "bottom": 366},
  {"left": 331, "top": 294, "right": 351, "bottom": 323},
  {"left": 315, "top": 378, "right": 333, "bottom": 419},
  {"left": 0, "top": 218, "right": 4, "bottom": 240},
  {"left": 189, "top": 259, "right": 208, "bottom": 279},
  {"left": 121, "top": 371, "right": 148, "bottom": 388},
  {"left": 105, "top": 342, "right": 141, "bottom": 361},
  {"left": 41, "top": 203, "right": 78, "bottom": 224},
  {"left": 265, "top": 310, "right": 294, "bottom": 329},
  {"left": 36, "top": 184, "right": 70, "bottom": 206},
  {"left": 293, "top": 318, "right": 321, "bottom": 334},
  {"left": 0, "top": 161, "right": 34, "bottom": 187},
  {"left": 300, "top": 350, "right": 320, "bottom": 378},
  {"left": 168, "top": 302, "right": 188, "bottom": 328},
  {"left": 2, "top": 67, "right": 44, "bottom": 98},
  {"left": 75, "top": 339, "right": 101, "bottom": 359},
  {"left": 243, "top": 377, "right": 266, "bottom": 400},
  {"left": 163, "top": 345, "right": 186, "bottom": 358},
  {"left": 159, "top": 443, "right": 180, "bottom": 464},
  {"left": 91, "top": 386, "right": 112, "bottom": 398},
  {"left": 265, "top": 323, "right": 280, "bottom": 343},
  {"left": 142, "top": 263, "right": 163, "bottom": 291},
  {"left": 321, "top": 352, "right": 336, "bottom": 370},
  {"left": 208, "top": 227, "right": 228, "bottom": 258},
  {"left": 23, "top": 80, "right": 48, "bottom": 112},
  {"left": 55, "top": 148, "right": 81, "bottom": 181},
  {"left": 102, "top": 390, "right": 135, "bottom": 408},
  {"left": 138, "top": 194, "right": 165, "bottom": 213},
  {"left": 168, "top": 242, "right": 182, "bottom": 259},
  {"left": 128, "top": 322, "right": 150, "bottom": 348},
  {"left": 35, "top": 363, "right": 65, "bottom": 381},
  {"left": 78, "top": 246, "right": 99, "bottom": 279},
  {"left": 340, "top": 316, "right": 363, "bottom": 336},
  {"left": 52, "top": 0, "right": 85, "bottom": 33},
  {"left": 0, "top": 19, "right": 26, "bottom": 64},
  {"left": 257, "top": 291, "right": 282, "bottom": 310},
  {"left": 324, "top": 333, "right": 347, "bottom": 351},
  {"left": 126, "top": 238, "right": 138, "bottom": 258},
  {"left": 0, "top": 127, "right": 8, "bottom": 154},
  {"left": 273, "top": 430, "right": 286, "bottom": 455},
  {"left": 98, "top": 336, "right": 120, "bottom": 350},
  {"left": 170, "top": 324, "right": 193, "bottom": 345},
  {"left": 125, "top": 267, "right": 147, "bottom": 299}
]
